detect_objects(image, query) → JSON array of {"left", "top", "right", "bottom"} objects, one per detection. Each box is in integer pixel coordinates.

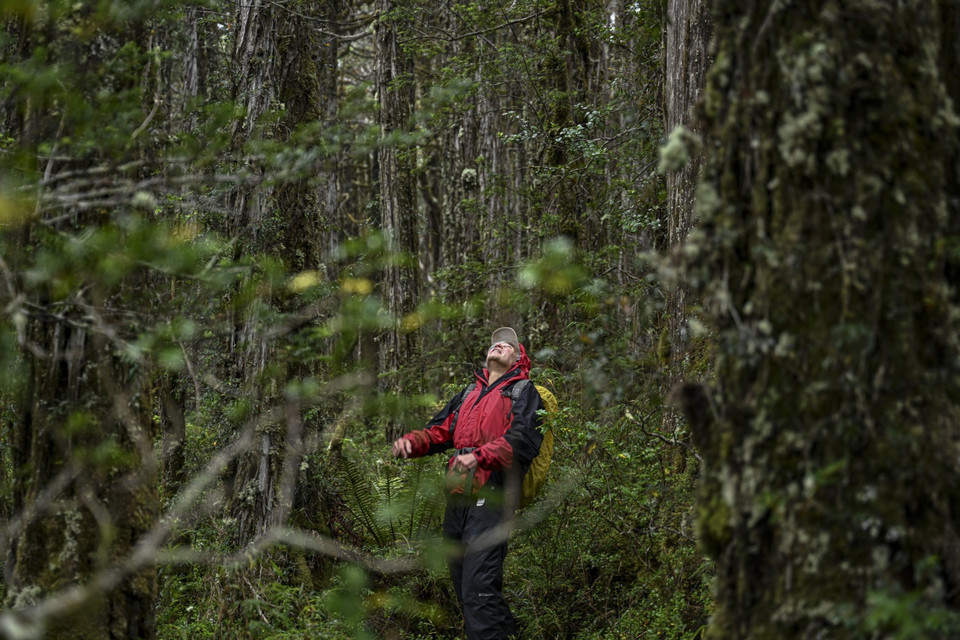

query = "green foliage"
[
  {"left": 505, "top": 380, "right": 710, "bottom": 639},
  {"left": 0, "top": 1, "right": 710, "bottom": 639},
  {"left": 336, "top": 443, "right": 445, "bottom": 550},
  {"left": 863, "top": 586, "right": 960, "bottom": 640},
  {"left": 152, "top": 239, "right": 706, "bottom": 640},
  {"left": 157, "top": 547, "right": 364, "bottom": 640}
]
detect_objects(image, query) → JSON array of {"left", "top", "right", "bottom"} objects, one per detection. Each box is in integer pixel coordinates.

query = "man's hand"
[
  {"left": 453, "top": 452, "right": 478, "bottom": 472},
  {"left": 392, "top": 437, "right": 413, "bottom": 459}
]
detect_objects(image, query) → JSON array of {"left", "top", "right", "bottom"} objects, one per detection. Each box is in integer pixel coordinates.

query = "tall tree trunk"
[
  {"left": 276, "top": 2, "right": 333, "bottom": 274},
  {"left": 0, "top": 10, "right": 160, "bottom": 638},
  {"left": 158, "top": 374, "right": 188, "bottom": 501},
  {"left": 231, "top": 0, "right": 279, "bottom": 145},
  {"left": 542, "top": 0, "right": 589, "bottom": 245},
  {"left": 662, "top": 0, "right": 710, "bottom": 414},
  {"left": 664, "top": 0, "right": 710, "bottom": 253},
  {"left": 681, "top": 2, "right": 960, "bottom": 637},
  {"left": 224, "top": 0, "right": 278, "bottom": 545},
  {"left": 225, "top": 0, "right": 338, "bottom": 544},
  {"left": 376, "top": 0, "right": 422, "bottom": 438}
]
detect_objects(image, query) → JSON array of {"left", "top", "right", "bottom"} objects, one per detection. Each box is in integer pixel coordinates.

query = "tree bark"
[
  {"left": 158, "top": 374, "right": 187, "bottom": 501},
  {"left": 225, "top": 0, "right": 338, "bottom": 544},
  {"left": 7, "top": 316, "right": 158, "bottom": 640},
  {"left": 542, "top": 0, "right": 589, "bottom": 245},
  {"left": 376, "top": 0, "right": 422, "bottom": 436},
  {"left": 662, "top": 0, "right": 710, "bottom": 397},
  {"left": 0, "top": 11, "right": 160, "bottom": 638},
  {"left": 683, "top": 2, "right": 960, "bottom": 637}
]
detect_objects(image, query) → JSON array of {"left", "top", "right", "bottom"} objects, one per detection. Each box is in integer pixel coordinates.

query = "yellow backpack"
[{"left": 510, "top": 381, "right": 558, "bottom": 508}]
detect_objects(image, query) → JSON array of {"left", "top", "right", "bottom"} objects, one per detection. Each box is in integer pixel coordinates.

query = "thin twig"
[{"left": 632, "top": 408, "right": 703, "bottom": 463}]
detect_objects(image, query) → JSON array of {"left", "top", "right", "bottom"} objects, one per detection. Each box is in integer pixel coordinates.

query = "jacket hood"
[{"left": 517, "top": 343, "right": 531, "bottom": 375}]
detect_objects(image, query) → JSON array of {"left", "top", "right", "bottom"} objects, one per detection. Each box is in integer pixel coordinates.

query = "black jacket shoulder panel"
[{"left": 500, "top": 379, "right": 544, "bottom": 467}]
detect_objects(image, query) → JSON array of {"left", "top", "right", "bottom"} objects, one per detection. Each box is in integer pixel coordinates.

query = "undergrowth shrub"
[
  {"left": 156, "top": 377, "right": 710, "bottom": 640},
  {"left": 506, "top": 395, "right": 711, "bottom": 640}
]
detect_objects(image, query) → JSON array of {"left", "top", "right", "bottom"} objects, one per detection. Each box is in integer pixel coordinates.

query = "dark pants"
[{"left": 443, "top": 499, "right": 517, "bottom": 640}]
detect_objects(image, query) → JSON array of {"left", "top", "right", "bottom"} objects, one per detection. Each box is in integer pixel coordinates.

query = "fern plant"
[
  {"left": 339, "top": 446, "right": 391, "bottom": 548},
  {"left": 338, "top": 443, "right": 445, "bottom": 549}
]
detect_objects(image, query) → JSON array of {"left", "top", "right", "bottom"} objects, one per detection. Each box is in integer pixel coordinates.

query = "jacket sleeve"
[
  {"left": 400, "top": 386, "right": 469, "bottom": 457},
  {"left": 474, "top": 382, "right": 544, "bottom": 470}
]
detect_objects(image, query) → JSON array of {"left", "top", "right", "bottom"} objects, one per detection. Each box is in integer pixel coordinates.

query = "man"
[{"left": 392, "top": 327, "right": 544, "bottom": 640}]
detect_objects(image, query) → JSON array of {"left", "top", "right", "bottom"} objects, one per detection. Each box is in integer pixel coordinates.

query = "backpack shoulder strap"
[
  {"left": 511, "top": 380, "right": 558, "bottom": 417},
  {"left": 508, "top": 379, "right": 530, "bottom": 402}
]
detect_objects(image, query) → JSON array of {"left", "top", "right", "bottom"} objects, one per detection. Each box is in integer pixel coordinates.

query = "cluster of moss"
[{"left": 685, "top": 1, "right": 960, "bottom": 638}]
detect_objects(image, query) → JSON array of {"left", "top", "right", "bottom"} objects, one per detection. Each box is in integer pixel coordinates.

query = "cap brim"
[{"left": 491, "top": 327, "right": 519, "bottom": 345}]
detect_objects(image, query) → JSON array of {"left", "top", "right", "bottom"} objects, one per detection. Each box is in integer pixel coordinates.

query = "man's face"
[{"left": 486, "top": 341, "right": 517, "bottom": 369}]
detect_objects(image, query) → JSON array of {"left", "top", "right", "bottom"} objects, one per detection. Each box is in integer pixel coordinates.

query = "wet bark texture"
[
  {"left": 224, "top": 0, "right": 282, "bottom": 545},
  {"left": 542, "top": 0, "right": 590, "bottom": 244},
  {"left": 225, "top": 0, "right": 336, "bottom": 544},
  {"left": 682, "top": 1, "right": 960, "bottom": 637},
  {"left": 158, "top": 374, "right": 187, "bottom": 500},
  {"left": 664, "top": 0, "right": 710, "bottom": 252},
  {"left": 0, "top": 12, "right": 160, "bottom": 638},
  {"left": 663, "top": 0, "right": 710, "bottom": 372}
]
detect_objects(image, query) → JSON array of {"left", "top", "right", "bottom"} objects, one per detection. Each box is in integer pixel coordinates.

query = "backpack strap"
[{"left": 507, "top": 379, "right": 530, "bottom": 403}]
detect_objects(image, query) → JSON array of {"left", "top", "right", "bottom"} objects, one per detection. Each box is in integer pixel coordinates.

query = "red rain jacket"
[{"left": 402, "top": 345, "right": 544, "bottom": 495}]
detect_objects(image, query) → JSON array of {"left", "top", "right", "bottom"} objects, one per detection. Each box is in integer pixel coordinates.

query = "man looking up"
[{"left": 392, "top": 327, "right": 544, "bottom": 640}]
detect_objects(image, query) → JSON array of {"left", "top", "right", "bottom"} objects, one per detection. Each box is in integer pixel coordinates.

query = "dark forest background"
[{"left": 2, "top": 1, "right": 959, "bottom": 639}]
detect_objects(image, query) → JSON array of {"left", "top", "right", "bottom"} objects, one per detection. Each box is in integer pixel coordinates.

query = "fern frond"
[
  {"left": 405, "top": 458, "right": 444, "bottom": 538},
  {"left": 337, "top": 445, "right": 445, "bottom": 549},
  {"left": 339, "top": 447, "right": 388, "bottom": 547},
  {"left": 373, "top": 467, "right": 402, "bottom": 543}
]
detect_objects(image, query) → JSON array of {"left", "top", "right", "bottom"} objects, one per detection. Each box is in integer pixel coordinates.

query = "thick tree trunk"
[
  {"left": 682, "top": 2, "right": 960, "bottom": 637},
  {"left": 224, "top": 0, "right": 279, "bottom": 546},
  {"left": 221, "top": 0, "right": 351, "bottom": 546},
  {"left": 158, "top": 374, "right": 187, "bottom": 501},
  {"left": 0, "top": 11, "right": 160, "bottom": 637},
  {"left": 7, "top": 319, "right": 157, "bottom": 640},
  {"left": 231, "top": 0, "right": 279, "bottom": 144},
  {"left": 276, "top": 26, "right": 326, "bottom": 274},
  {"left": 664, "top": 0, "right": 710, "bottom": 253},
  {"left": 225, "top": 0, "right": 337, "bottom": 544},
  {"left": 542, "top": 0, "right": 589, "bottom": 245}
]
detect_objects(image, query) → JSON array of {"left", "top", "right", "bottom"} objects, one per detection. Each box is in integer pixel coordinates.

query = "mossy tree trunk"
[
  {"left": 225, "top": 0, "right": 337, "bottom": 545},
  {"left": 223, "top": 0, "right": 283, "bottom": 545},
  {"left": 664, "top": 0, "right": 710, "bottom": 255},
  {"left": 7, "top": 319, "right": 158, "bottom": 640},
  {"left": 681, "top": 1, "right": 960, "bottom": 637},
  {"left": 0, "top": 7, "right": 161, "bottom": 638},
  {"left": 542, "top": 0, "right": 589, "bottom": 245}
]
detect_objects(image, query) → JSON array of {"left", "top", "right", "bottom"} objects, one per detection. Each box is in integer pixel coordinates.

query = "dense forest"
[{"left": 1, "top": 1, "right": 959, "bottom": 639}]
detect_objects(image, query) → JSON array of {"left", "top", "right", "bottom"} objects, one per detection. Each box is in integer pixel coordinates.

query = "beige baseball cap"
[{"left": 490, "top": 327, "right": 520, "bottom": 355}]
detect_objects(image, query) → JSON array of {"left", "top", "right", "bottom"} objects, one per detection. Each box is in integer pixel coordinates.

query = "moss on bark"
[
  {"left": 682, "top": 1, "right": 960, "bottom": 637},
  {"left": 8, "top": 324, "right": 158, "bottom": 639}
]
